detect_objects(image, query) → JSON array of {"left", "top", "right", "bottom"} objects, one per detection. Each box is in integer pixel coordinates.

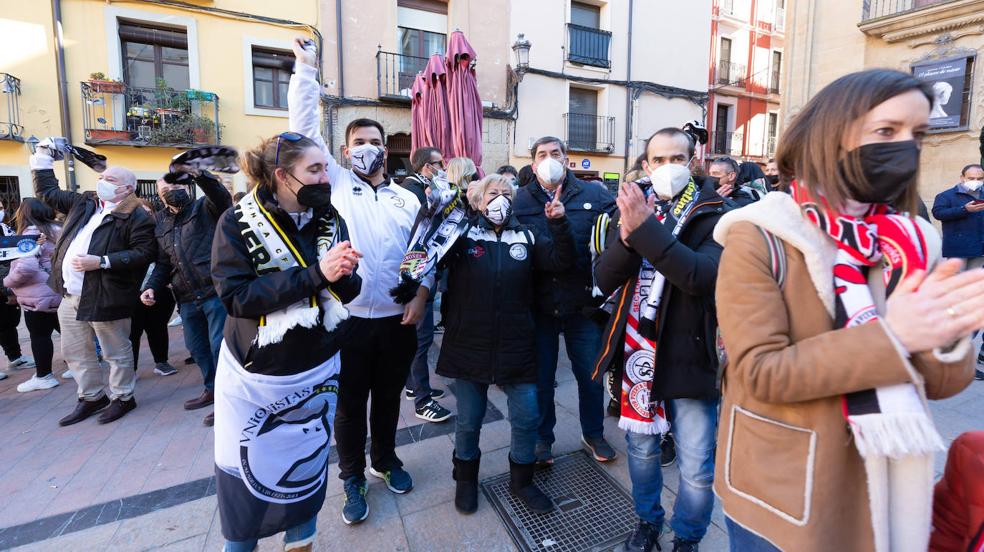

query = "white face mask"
[
  {"left": 96, "top": 179, "right": 121, "bottom": 202},
  {"left": 535, "top": 157, "right": 565, "bottom": 186},
  {"left": 650, "top": 163, "right": 692, "bottom": 200},
  {"left": 964, "top": 179, "right": 983, "bottom": 192},
  {"left": 484, "top": 194, "right": 512, "bottom": 226},
  {"left": 348, "top": 144, "right": 384, "bottom": 176}
]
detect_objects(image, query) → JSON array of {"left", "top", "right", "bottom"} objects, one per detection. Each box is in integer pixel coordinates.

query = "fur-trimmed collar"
[{"left": 713, "top": 192, "right": 941, "bottom": 318}]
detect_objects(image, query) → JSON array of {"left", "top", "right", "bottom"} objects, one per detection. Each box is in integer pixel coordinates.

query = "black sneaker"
[
  {"left": 976, "top": 369, "right": 984, "bottom": 381},
  {"left": 671, "top": 538, "right": 699, "bottom": 552},
  {"left": 661, "top": 433, "right": 677, "bottom": 467},
  {"left": 154, "top": 362, "right": 177, "bottom": 376},
  {"left": 624, "top": 520, "right": 662, "bottom": 552},
  {"left": 581, "top": 435, "right": 617, "bottom": 462},
  {"left": 415, "top": 399, "right": 452, "bottom": 423},
  {"left": 404, "top": 388, "right": 446, "bottom": 400}
]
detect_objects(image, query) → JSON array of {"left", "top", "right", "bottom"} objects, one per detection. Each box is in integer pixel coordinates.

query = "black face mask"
[
  {"left": 162, "top": 188, "right": 191, "bottom": 210},
  {"left": 766, "top": 174, "right": 780, "bottom": 186},
  {"left": 839, "top": 140, "right": 920, "bottom": 204},
  {"left": 287, "top": 172, "right": 332, "bottom": 209}
]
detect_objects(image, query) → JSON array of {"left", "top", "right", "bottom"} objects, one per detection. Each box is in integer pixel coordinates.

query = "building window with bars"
[{"left": 0, "top": 176, "right": 20, "bottom": 226}]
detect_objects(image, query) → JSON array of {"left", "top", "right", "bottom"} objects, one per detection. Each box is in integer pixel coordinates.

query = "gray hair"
[
  {"left": 467, "top": 174, "right": 514, "bottom": 209},
  {"left": 530, "top": 136, "right": 567, "bottom": 159}
]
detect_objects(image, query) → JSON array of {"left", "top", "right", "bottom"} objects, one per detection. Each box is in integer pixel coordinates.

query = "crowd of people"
[{"left": 1, "top": 36, "right": 983, "bottom": 552}]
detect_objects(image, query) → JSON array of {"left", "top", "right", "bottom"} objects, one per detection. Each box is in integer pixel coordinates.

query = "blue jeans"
[
  {"left": 178, "top": 295, "right": 226, "bottom": 391},
  {"left": 405, "top": 292, "right": 435, "bottom": 408},
  {"left": 454, "top": 379, "right": 538, "bottom": 464},
  {"left": 726, "top": 517, "right": 781, "bottom": 552},
  {"left": 223, "top": 516, "right": 316, "bottom": 551},
  {"left": 534, "top": 312, "right": 605, "bottom": 444},
  {"left": 626, "top": 397, "right": 719, "bottom": 543}
]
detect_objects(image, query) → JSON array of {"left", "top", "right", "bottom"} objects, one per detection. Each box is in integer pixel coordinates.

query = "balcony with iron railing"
[
  {"left": 564, "top": 113, "right": 615, "bottom": 153},
  {"left": 861, "top": 0, "right": 957, "bottom": 21},
  {"left": 717, "top": 61, "right": 747, "bottom": 87},
  {"left": 80, "top": 81, "right": 220, "bottom": 148},
  {"left": 0, "top": 73, "right": 24, "bottom": 142},
  {"left": 376, "top": 50, "right": 429, "bottom": 102},
  {"left": 709, "top": 131, "right": 744, "bottom": 157},
  {"left": 567, "top": 24, "right": 612, "bottom": 69}
]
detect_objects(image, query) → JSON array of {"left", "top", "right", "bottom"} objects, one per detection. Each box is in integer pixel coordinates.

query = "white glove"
[{"left": 29, "top": 152, "right": 54, "bottom": 170}]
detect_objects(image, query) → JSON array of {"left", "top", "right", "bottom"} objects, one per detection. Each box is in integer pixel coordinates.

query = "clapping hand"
[
  {"left": 616, "top": 182, "right": 655, "bottom": 244},
  {"left": 885, "top": 259, "right": 984, "bottom": 353},
  {"left": 319, "top": 241, "right": 362, "bottom": 283},
  {"left": 545, "top": 183, "right": 566, "bottom": 220}
]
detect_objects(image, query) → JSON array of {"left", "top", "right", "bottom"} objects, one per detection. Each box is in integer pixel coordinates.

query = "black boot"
[
  {"left": 509, "top": 456, "right": 553, "bottom": 513},
  {"left": 59, "top": 396, "right": 110, "bottom": 426},
  {"left": 452, "top": 451, "right": 480, "bottom": 514}
]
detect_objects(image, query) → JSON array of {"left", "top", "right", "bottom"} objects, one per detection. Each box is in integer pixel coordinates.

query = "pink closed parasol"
[
  {"left": 410, "top": 72, "right": 427, "bottom": 154},
  {"left": 445, "top": 31, "right": 484, "bottom": 176},
  {"left": 419, "top": 53, "right": 453, "bottom": 158}
]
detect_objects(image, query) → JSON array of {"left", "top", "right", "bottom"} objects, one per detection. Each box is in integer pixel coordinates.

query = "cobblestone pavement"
[{"left": 1, "top": 320, "right": 981, "bottom": 551}]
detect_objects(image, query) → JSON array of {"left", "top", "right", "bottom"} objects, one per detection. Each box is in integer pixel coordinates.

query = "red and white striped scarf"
[
  {"left": 791, "top": 181, "right": 943, "bottom": 458},
  {"left": 619, "top": 181, "right": 700, "bottom": 435}
]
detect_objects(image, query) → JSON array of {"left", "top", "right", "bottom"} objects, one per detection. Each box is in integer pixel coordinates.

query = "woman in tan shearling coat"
[{"left": 714, "top": 69, "right": 983, "bottom": 552}]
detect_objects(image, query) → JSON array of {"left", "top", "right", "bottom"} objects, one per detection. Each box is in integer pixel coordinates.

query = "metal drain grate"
[{"left": 481, "top": 450, "right": 636, "bottom": 552}]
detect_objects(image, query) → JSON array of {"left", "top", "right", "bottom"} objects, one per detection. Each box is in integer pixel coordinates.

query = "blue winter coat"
[
  {"left": 932, "top": 184, "right": 984, "bottom": 258},
  {"left": 513, "top": 171, "right": 616, "bottom": 318}
]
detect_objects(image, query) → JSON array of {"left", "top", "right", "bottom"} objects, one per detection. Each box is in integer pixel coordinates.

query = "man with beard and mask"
[
  {"left": 399, "top": 146, "right": 453, "bottom": 422},
  {"left": 512, "top": 136, "right": 617, "bottom": 467},
  {"left": 142, "top": 164, "right": 232, "bottom": 426},
  {"left": 592, "top": 128, "right": 727, "bottom": 552},
  {"left": 30, "top": 139, "right": 157, "bottom": 426},
  {"left": 288, "top": 38, "right": 431, "bottom": 525},
  {"left": 932, "top": 163, "right": 984, "bottom": 380},
  {"left": 708, "top": 157, "right": 763, "bottom": 208}
]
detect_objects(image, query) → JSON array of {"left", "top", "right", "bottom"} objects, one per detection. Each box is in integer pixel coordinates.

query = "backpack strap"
[
  {"left": 716, "top": 226, "right": 788, "bottom": 382},
  {"left": 756, "top": 226, "right": 787, "bottom": 290}
]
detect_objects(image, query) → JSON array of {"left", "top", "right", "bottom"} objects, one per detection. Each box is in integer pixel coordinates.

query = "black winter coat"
[
  {"left": 34, "top": 169, "right": 157, "bottom": 321},
  {"left": 592, "top": 178, "right": 727, "bottom": 400},
  {"left": 145, "top": 171, "right": 232, "bottom": 303},
  {"left": 211, "top": 185, "right": 362, "bottom": 375},
  {"left": 513, "top": 171, "right": 616, "bottom": 318},
  {"left": 436, "top": 214, "right": 575, "bottom": 385}
]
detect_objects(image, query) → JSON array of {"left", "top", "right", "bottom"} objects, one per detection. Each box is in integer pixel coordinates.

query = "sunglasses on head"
[{"left": 274, "top": 132, "right": 305, "bottom": 166}]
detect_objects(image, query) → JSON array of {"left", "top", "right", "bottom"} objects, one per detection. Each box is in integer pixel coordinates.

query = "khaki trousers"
[{"left": 58, "top": 294, "right": 135, "bottom": 401}]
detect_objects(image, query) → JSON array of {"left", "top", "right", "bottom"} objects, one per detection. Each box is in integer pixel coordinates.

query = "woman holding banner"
[
  {"left": 4, "top": 199, "right": 61, "bottom": 391},
  {"left": 209, "top": 132, "right": 362, "bottom": 551}
]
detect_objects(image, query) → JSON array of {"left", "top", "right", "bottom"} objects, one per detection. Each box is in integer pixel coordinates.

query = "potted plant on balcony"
[{"left": 88, "top": 72, "right": 125, "bottom": 94}]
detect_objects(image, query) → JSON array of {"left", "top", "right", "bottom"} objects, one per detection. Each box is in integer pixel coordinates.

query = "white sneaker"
[
  {"left": 8, "top": 356, "right": 35, "bottom": 371},
  {"left": 167, "top": 315, "right": 183, "bottom": 327},
  {"left": 61, "top": 369, "right": 74, "bottom": 379},
  {"left": 0, "top": 371, "right": 7, "bottom": 381},
  {"left": 17, "top": 374, "right": 59, "bottom": 393}
]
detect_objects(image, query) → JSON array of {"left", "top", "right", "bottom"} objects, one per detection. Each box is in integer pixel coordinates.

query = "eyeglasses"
[
  {"left": 427, "top": 161, "right": 446, "bottom": 170},
  {"left": 274, "top": 132, "right": 305, "bottom": 166}
]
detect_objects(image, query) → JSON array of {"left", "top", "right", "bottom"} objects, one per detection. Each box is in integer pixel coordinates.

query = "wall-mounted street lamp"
[{"left": 512, "top": 33, "right": 531, "bottom": 81}]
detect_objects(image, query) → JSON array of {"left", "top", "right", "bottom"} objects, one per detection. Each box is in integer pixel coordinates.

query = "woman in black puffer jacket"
[{"left": 437, "top": 174, "right": 575, "bottom": 515}]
